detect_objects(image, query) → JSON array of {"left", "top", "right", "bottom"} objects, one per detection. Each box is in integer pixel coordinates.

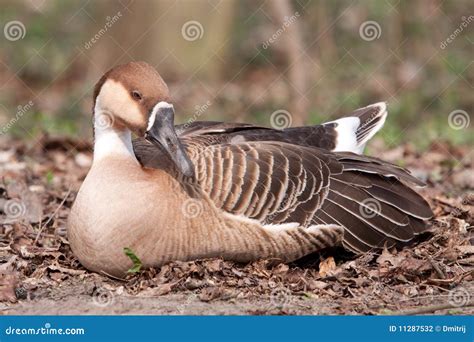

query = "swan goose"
[{"left": 68, "top": 61, "right": 433, "bottom": 276}]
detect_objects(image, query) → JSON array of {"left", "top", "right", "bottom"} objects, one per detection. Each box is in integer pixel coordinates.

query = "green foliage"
[
  {"left": 123, "top": 247, "right": 142, "bottom": 274},
  {"left": 45, "top": 170, "right": 54, "bottom": 185},
  {"left": 0, "top": 1, "right": 472, "bottom": 149}
]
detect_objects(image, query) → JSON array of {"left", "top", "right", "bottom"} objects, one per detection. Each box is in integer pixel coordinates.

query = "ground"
[{"left": 0, "top": 135, "right": 472, "bottom": 315}]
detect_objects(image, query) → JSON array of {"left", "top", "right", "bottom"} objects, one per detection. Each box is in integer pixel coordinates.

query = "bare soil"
[{"left": 0, "top": 136, "right": 473, "bottom": 315}]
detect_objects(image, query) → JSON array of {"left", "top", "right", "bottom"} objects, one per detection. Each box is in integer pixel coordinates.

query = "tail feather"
[
  {"left": 324, "top": 102, "right": 388, "bottom": 154},
  {"left": 312, "top": 155, "right": 433, "bottom": 254},
  {"left": 351, "top": 102, "right": 388, "bottom": 147}
]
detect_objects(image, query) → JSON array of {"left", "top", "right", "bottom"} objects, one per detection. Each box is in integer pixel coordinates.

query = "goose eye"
[{"left": 131, "top": 91, "right": 142, "bottom": 101}]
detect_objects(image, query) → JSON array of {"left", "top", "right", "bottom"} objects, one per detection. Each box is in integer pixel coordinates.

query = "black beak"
[{"left": 145, "top": 104, "right": 195, "bottom": 178}]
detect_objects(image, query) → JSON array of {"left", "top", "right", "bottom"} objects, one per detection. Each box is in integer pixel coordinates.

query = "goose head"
[{"left": 93, "top": 61, "right": 194, "bottom": 177}]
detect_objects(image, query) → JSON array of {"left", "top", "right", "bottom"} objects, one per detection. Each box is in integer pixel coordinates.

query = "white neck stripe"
[{"left": 147, "top": 101, "right": 173, "bottom": 131}]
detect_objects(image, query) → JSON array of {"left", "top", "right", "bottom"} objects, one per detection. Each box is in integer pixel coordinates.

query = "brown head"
[{"left": 93, "top": 61, "right": 194, "bottom": 177}]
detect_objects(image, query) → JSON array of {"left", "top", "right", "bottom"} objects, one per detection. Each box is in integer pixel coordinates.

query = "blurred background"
[{"left": 0, "top": 0, "right": 472, "bottom": 149}]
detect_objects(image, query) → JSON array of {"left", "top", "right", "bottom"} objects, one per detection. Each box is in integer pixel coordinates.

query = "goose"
[{"left": 68, "top": 61, "right": 433, "bottom": 276}]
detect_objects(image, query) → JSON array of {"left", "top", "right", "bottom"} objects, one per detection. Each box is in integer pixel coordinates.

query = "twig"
[
  {"left": 433, "top": 198, "right": 457, "bottom": 207},
  {"left": 100, "top": 270, "right": 127, "bottom": 282},
  {"left": 389, "top": 301, "right": 474, "bottom": 315},
  {"left": 428, "top": 257, "right": 445, "bottom": 279},
  {"left": 34, "top": 187, "right": 72, "bottom": 245}
]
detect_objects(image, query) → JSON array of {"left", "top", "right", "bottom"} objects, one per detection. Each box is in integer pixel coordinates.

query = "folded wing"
[{"left": 186, "top": 141, "right": 432, "bottom": 253}]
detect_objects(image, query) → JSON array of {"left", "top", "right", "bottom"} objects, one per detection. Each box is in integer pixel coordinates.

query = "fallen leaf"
[
  {"left": 307, "top": 280, "right": 329, "bottom": 290},
  {"left": 456, "top": 245, "right": 474, "bottom": 255},
  {"left": 0, "top": 273, "right": 18, "bottom": 303},
  {"left": 138, "top": 283, "right": 174, "bottom": 297},
  {"left": 22, "top": 191, "right": 43, "bottom": 224},
  {"left": 50, "top": 271, "right": 67, "bottom": 282},
  {"left": 273, "top": 263, "right": 289, "bottom": 275},
  {"left": 205, "top": 259, "right": 223, "bottom": 273},
  {"left": 199, "top": 286, "right": 223, "bottom": 302},
  {"left": 154, "top": 283, "right": 173, "bottom": 296},
  {"left": 319, "top": 257, "right": 336, "bottom": 277},
  {"left": 183, "top": 277, "right": 204, "bottom": 290},
  {"left": 376, "top": 247, "right": 404, "bottom": 268}
]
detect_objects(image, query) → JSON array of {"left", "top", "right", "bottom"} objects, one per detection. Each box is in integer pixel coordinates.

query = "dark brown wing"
[
  {"left": 187, "top": 142, "right": 339, "bottom": 227},
  {"left": 175, "top": 121, "right": 268, "bottom": 137},
  {"left": 176, "top": 121, "right": 338, "bottom": 151},
  {"left": 313, "top": 152, "right": 432, "bottom": 253}
]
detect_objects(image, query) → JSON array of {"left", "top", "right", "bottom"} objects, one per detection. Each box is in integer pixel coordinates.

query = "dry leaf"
[
  {"left": 199, "top": 287, "right": 223, "bottom": 302},
  {"left": 22, "top": 191, "right": 43, "bottom": 223},
  {"left": 183, "top": 277, "right": 204, "bottom": 290},
  {"left": 273, "top": 263, "right": 289, "bottom": 275},
  {"left": 307, "top": 280, "right": 329, "bottom": 290},
  {"left": 319, "top": 257, "right": 336, "bottom": 277},
  {"left": 205, "top": 259, "right": 223, "bottom": 273},
  {"left": 456, "top": 245, "right": 474, "bottom": 255},
  {"left": 0, "top": 273, "right": 18, "bottom": 303},
  {"left": 376, "top": 247, "right": 404, "bottom": 268},
  {"left": 139, "top": 283, "right": 173, "bottom": 297}
]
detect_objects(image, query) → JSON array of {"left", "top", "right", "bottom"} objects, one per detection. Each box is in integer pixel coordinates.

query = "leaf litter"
[{"left": 0, "top": 137, "right": 472, "bottom": 314}]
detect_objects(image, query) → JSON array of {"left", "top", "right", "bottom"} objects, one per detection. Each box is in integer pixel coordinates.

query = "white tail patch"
[
  {"left": 328, "top": 116, "right": 361, "bottom": 153},
  {"left": 325, "top": 102, "right": 387, "bottom": 154}
]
